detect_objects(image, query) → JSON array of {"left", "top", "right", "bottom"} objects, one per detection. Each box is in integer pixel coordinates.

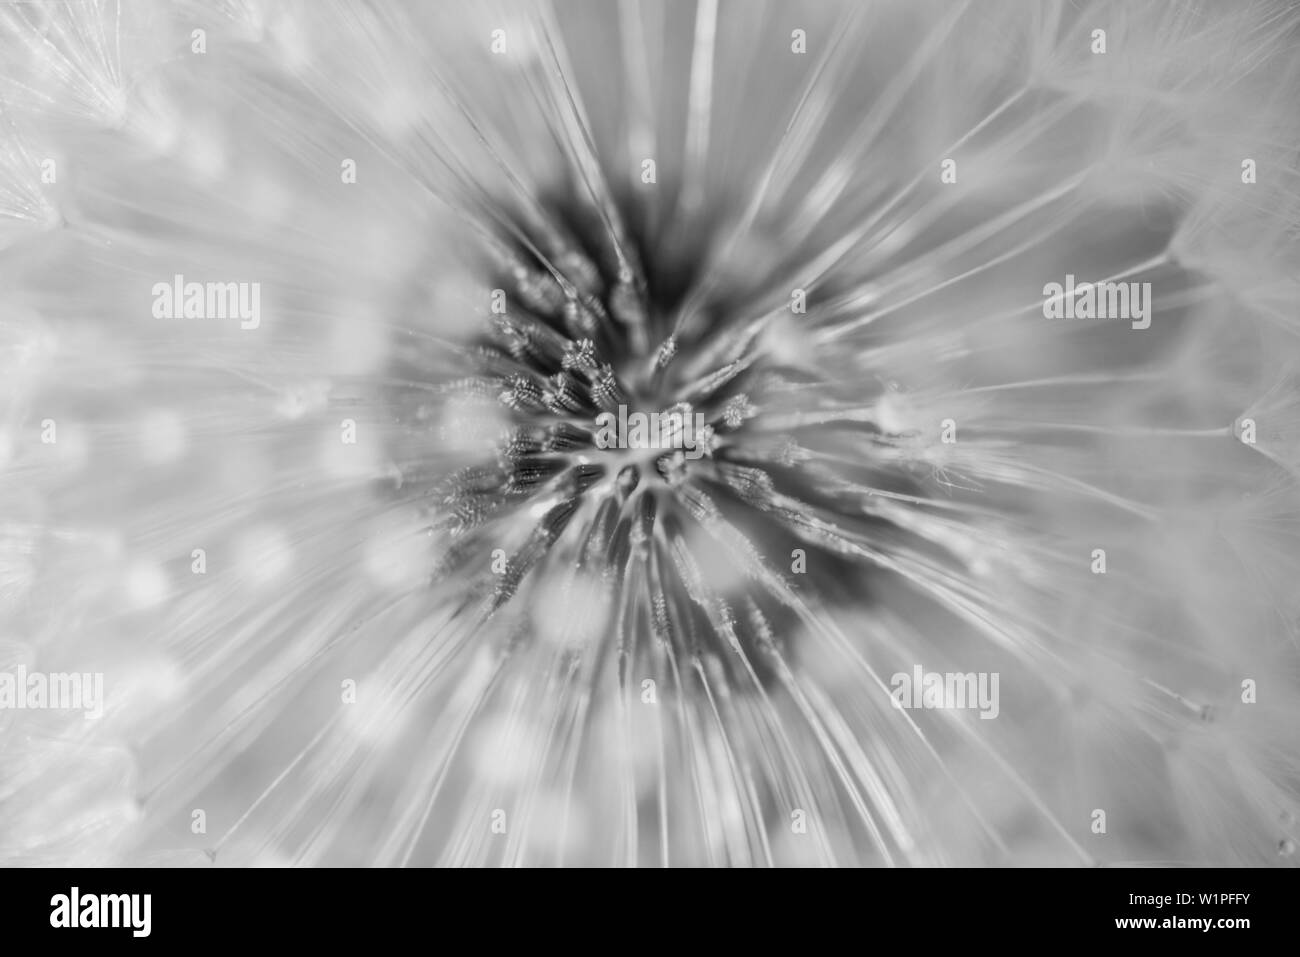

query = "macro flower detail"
[{"left": 1, "top": 0, "right": 1298, "bottom": 869}]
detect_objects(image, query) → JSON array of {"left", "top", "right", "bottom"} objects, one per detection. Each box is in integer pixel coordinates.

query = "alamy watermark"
[
  {"left": 152, "top": 273, "right": 261, "bottom": 329},
  {"left": 50, "top": 888, "right": 151, "bottom": 937},
  {"left": 0, "top": 667, "right": 103, "bottom": 719},
  {"left": 593, "top": 404, "right": 708, "bottom": 460},
  {"left": 1042, "top": 274, "right": 1151, "bottom": 330},
  {"left": 889, "top": 665, "right": 1000, "bottom": 719}
]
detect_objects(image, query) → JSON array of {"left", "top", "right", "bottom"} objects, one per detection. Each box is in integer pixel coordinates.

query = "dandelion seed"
[{"left": 3, "top": 0, "right": 1300, "bottom": 868}]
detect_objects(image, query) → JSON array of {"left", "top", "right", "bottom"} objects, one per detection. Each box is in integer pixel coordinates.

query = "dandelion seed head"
[{"left": 4, "top": 0, "right": 1300, "bottom": 868}]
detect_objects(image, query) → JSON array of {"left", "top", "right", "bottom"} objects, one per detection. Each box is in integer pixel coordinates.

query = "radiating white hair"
[{"left": 1, "top": 0, "right": 1298, "bottom": 866}]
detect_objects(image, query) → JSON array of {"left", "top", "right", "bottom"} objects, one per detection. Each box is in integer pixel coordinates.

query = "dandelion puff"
[
  {"left": 1237, "top": 365, "right": 1300, "bottom": 479},
  {"left": 0, "top": 0, "right": 135, "bottom": 127},
  {"left": 0, "top": 111, "right": 62, "bottom": 243},
  {"left": 3, "top": 0, "right": 1300, "bottom": 867}
]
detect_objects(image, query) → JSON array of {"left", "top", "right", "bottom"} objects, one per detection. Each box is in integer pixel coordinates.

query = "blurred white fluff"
[{"left": 1, "top": 0, "right": 1298, "bottom": 867}]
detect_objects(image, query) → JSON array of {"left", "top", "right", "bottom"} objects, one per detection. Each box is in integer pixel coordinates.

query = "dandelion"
[{"left": 2, "top": 0, "right": 1299, "bottom": 867}]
